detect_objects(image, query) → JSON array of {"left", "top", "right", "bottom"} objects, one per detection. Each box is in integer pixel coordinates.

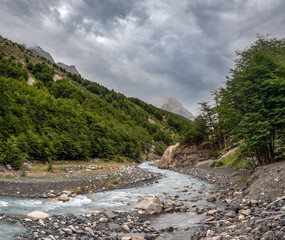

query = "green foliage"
[
  {"left": 31, "top": 63, "right": 54, "bottom": 84},
  {"left": 0, "top": 136, "right": 24, "bottom": 170},
  {"left": 208, "top": 150, "right": 221, "bottom": 158},
  {"left": 184, "top": 36, "right": 285, "bottom": 165},
  {"left": 47, "top": 160, "right": 53, "bottom": 172},
  {"left": 155, "top": 141, "right": 167, "bottom": 156},
  {"left": 0, "top": 58, "right": 28, "bottom": 80}
]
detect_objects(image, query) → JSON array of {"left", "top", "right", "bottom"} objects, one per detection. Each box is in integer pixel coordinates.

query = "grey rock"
[{"left": 131, "top": 195, "right": 163, "bottom": 214}]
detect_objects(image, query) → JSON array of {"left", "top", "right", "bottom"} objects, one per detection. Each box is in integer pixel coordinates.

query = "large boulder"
[
  {"left": 23, "top": 162, "right": 32, "bottom": 170},
  {"left": 131, "top": 196, "right": 163, "bottom": 214},
  {"left": 154, "top": 143, "right": 179, "bottom": 169},
  {"left": 58, "top": 194, "right": 69, "bottom": 202},
  {"left": 26, "top": 211, "right": 50, "bottom": 219}
]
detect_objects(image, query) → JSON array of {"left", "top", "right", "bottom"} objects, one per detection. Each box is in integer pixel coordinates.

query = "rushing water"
[{"left": 0, "top": 162, "right": 220, "bottom": 239}]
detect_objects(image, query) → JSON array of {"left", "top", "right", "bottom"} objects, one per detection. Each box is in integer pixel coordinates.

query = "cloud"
[{"left": 0, "top": 0, "right": 284, "bottom": 114}]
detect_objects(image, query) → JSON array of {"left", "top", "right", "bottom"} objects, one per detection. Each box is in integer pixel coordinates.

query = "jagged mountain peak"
[
  {"left": 29, "top": 45, "right": 55, "bottom": 63},
  {"left": 161, "top": 97, "right": 195, "bottom": 121}
]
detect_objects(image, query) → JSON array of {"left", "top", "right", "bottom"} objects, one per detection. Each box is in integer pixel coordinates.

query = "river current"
[{"left": 0, "top": 162, "right": 220, "bottom": 239}]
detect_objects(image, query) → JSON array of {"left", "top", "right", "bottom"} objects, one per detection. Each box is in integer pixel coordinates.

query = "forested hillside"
[
  {"left": 184, "top": 36, "right": 285, "bottom": 166},
  {"left": 0, "top": 36, "right": 192, "bottom": 169}
]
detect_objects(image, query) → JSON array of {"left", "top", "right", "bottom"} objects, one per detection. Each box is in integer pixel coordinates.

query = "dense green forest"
[
  {"left": 184, "top": 36, "right": 285, "bottom": 165},
  {"left": 0, "top": 36, "right": 192, "bottom": 169}
]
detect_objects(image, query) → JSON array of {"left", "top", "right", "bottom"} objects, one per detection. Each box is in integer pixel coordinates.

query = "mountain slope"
[{"left": 0, "top": 36, "right": 192, "bottom": 169}]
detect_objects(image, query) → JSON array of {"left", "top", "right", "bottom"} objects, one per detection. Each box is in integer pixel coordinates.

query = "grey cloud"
[{"left": 0, "top": 0, "right": 284, "bottom": 115}]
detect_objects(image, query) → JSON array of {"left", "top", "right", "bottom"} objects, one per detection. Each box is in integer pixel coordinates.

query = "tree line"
[{"left": 184, "top": 36, "right": 285, "bottom": 165}]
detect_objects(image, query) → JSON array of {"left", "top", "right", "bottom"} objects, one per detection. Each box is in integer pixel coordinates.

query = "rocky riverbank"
[
  {"left": 0, "top": 164, "right": 162, "bottom": 199},
  {"left": 173, "top": 161, "right": 285, "bottom": 239},
  {"left": 1, "top": 211, "right": 159, "bottom": 240}
]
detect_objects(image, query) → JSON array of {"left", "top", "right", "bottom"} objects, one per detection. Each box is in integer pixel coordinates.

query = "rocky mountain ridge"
[
  {"left": 29, "top": 46, "right": 80, "bottom": 75},
  {"left": 161, "top": 97, "right": 195, "bottom": 121},
  {"left": 29, "top": 46, "right": 55, "bottom": 63}
]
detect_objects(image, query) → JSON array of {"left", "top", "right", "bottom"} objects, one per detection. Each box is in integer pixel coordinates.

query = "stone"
[
  {"left": 207, "top": 209, "right": 218, "bottom": 215},
  {"left": 68, "top": 225, "right": 77, "bottom": 233},
  {"left": 131, "top": 196, "right": 163, "bottom": 214},
  {"left": 225, "top": 210, "right": 236, "bottom": 218},
  {"left": 99, "top": 217, "right": 109, "bottom": 223},
  {"left": 195, "top": 208, "right": 205, "bottom": 214},
  {"left": 227, "top": 225, "right": 237, "bottom": 231},
  {"left": 212, "top": 236, "right": 221, "bottom": 240},
  {"left": 207, "top": 196, "right": 217, "bottom": 202},
  {"left": 106, "top": 211, "right": 116, "bottom": 219},
  {"left": 250, "top": 199, "right": 258, "bottom": 204},
  {"left": 84, "top": 227, "right": 94, "bottom": 236},
  {"left": 240, "top": 209, "right": 251, "bottom": 216},
  {"left": 239, "top": 214, "right": 245, "bottom": 221},
  {"left": 121, "top": 237, "right": 132, "bottom": 240},
  {"left": 26, "top": 211, "right": 50, "bottom": 219},
  {"left": 122, "top": 224, "right": 131, "bottom": 233},
  {"left": 233, "top": 191, "right": 243, "bottom": 198},
  {"left": 132, "top": 236, "right": 145, "bottom": 240},
  {"left": 6, "top": 164, "right": 12, "bottom": 170},
  {"left": 144, "top": 233, "right": 156, "bottom": 240},
  {"left": 62, "top": 228, "right": 72, "bottom": 235},
  {"left": 58, "top": 194, "right": 69, "bottom": 202},
  {"left": 23, "top": 162, "right": 32, "bottom": 170},
  {"left": 206, "top": 229, "right": 214, "bottom": 237}
]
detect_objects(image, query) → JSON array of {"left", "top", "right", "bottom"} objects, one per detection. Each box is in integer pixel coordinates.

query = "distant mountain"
[
  {"left": 29, "top": 46, "right": 55, "bottom": 63},
  {"left": 57, "top": 62, "right": 79, "bottom": 75},
  {"left": 161, "top": 97, "right": 195, "bottom": 121}
]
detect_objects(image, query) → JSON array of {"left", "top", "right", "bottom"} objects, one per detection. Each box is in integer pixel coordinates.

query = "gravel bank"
[
  {"left": 0, "top": 164, "right": 162, "bottom": 198},
  {"left": 173, "top": 162, "right": 285, "bottom": 240}
]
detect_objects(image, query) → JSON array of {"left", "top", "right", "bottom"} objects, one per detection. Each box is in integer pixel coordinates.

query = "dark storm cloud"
[{"left": 0, "top": 0, "right": 284, "bottom": 114}]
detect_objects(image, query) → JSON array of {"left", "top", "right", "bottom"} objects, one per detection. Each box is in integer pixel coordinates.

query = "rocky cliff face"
[
  {"left": 154, "top": 143, "right": 180, "bottom": 168},
  {"left": 161, "top": 97, "right": 194, "bottom": 121},
  {"left": 57, "top": 62, "right": 79, "bottom": 75},
  {"left": 29, "top": 46, "right": 55, "bottom": 63},
  {"left": 155, "top": 144, "right": 212, "bottom": 169}
]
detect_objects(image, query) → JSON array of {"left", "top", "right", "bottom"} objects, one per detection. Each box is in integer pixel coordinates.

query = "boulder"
[
  {"left": 26, "top": 211, "right": 50, "bottom": 219},
  {"left": 154, "top": 143, "right": 179, "bottom": 169},
  {"left": 59, "top": 194, "right": 69, "bottom": 202},
  {"left": 6, "top": 164, "right": 12, "bottom": 170},
  {"left": 105, "top": 211, "right": 116, "bottom": 219},
  {"left": 23, "top": 162, "right": 32, "bottom": 170},
  {"left": 131, "top": 196, "right": 163, "bottom": 214}
]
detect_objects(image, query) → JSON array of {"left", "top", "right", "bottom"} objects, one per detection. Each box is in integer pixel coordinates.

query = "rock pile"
[
  {"left": 191, "top": 196, "right": 285, "bottom": 239},
  {"left": 1, "top": 211, "right": 163, "bottom": 240}
]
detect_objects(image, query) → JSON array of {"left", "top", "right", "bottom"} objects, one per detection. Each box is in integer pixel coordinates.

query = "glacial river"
[{"left": 0, "top": 162, "right": 220, "bottom": 239}]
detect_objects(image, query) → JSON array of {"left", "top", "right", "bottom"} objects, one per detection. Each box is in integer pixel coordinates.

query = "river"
[{"left": 0, "top": 162, "right": 221, "bottom": 239}]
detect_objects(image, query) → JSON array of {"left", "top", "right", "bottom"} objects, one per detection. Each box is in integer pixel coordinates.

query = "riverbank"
[
  {"left": 0, "top": 164, "right": 162, "bottom": 198},
  {"left": 173, "top": 161, "right": 285, "bottom": 239}
]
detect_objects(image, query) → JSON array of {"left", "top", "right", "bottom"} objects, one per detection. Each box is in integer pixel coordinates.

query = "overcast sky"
[{"left": 0, "top": 0, "right": 284, "bottom": 115}]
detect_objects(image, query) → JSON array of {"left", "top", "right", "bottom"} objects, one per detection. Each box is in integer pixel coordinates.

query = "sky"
[{"left": 0, "top": 0, "right": 284, "bottom": 115}]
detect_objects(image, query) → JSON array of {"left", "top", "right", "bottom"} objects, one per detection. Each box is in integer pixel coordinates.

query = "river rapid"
[{"left": 0, "top": 162, "right": 221, "bottom": 239}]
